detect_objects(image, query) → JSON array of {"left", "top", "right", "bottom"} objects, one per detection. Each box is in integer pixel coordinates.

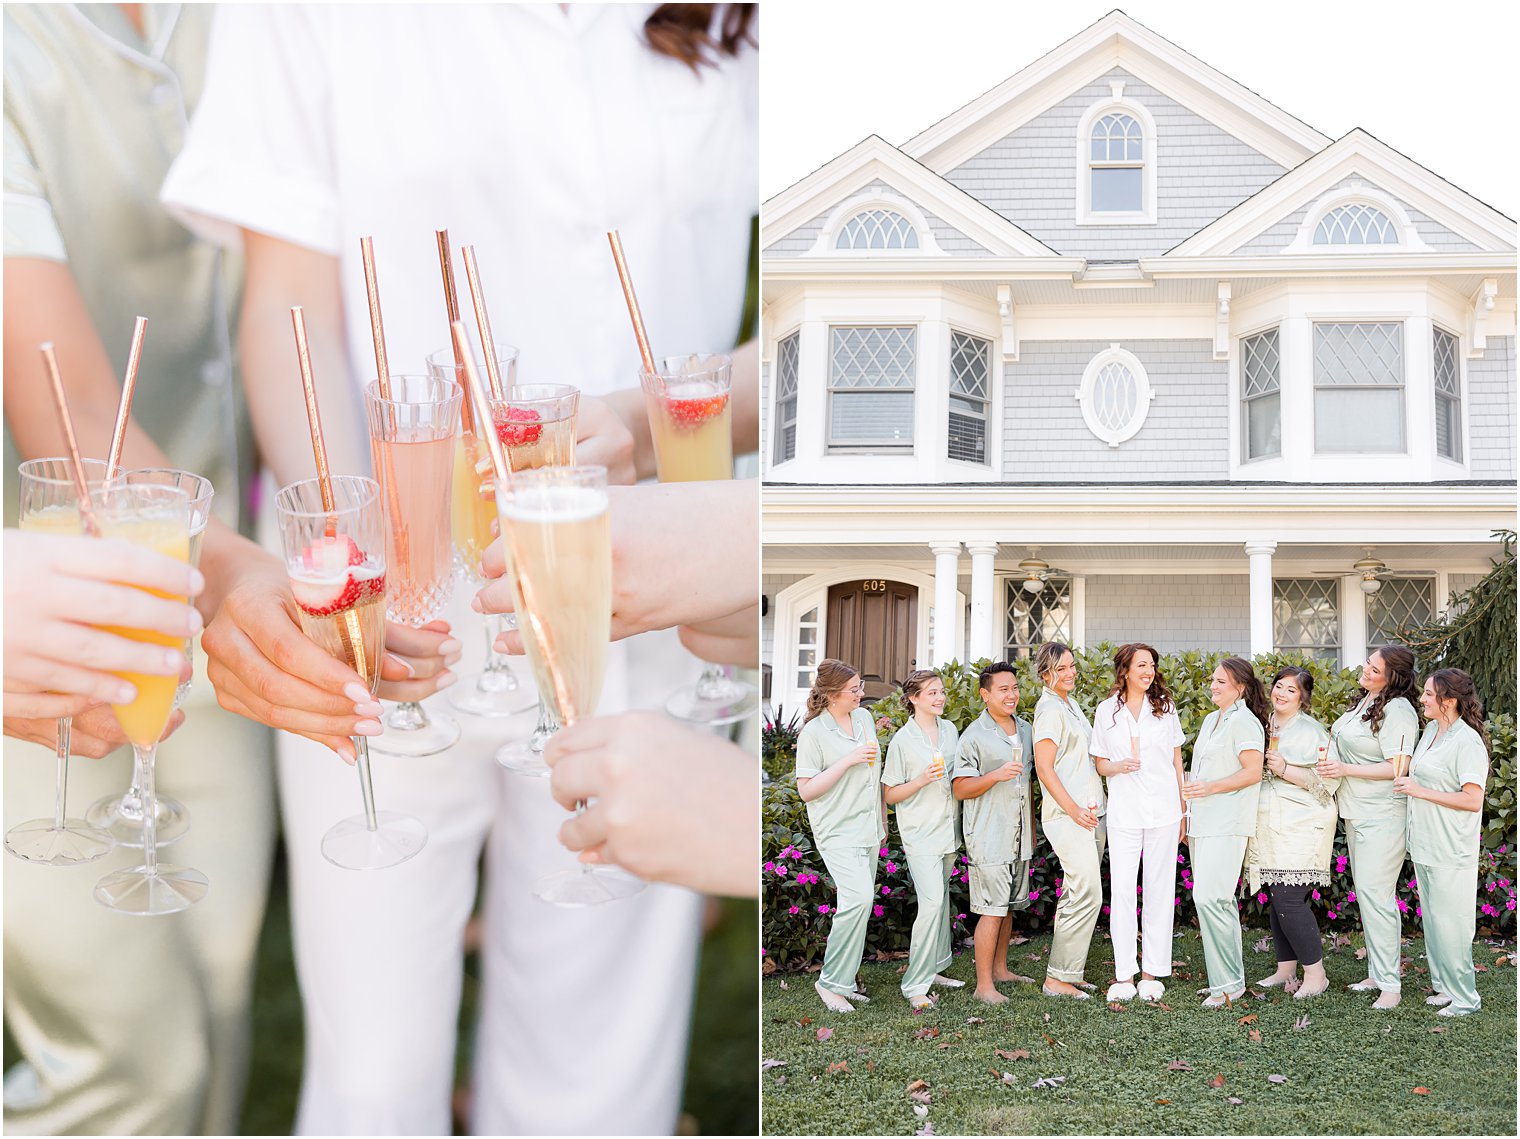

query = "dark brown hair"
[
  {"left": 901, "top": 669, "right": 942, "bottom": 717},
  {"left": 1429, "top": 668, "right": 1490, "bottom": 751},
  {"left": 1350, "top": 645, "right": 1421, "bottom": 734},
  {"left": 645, "top": 4, "right": 756, "bottom": 70},
  {"left": 804, "top": 659, "right": 858, "bottom": 724},
  {"left": 1105, "top": 642, "right": 1174, "bottom": 726},
  {"left": 1270, "top": 665, "right": 1315, "bottom": 713},
  {"left": 1218, "top": 656, "right": 1271, "bottom": 733}
]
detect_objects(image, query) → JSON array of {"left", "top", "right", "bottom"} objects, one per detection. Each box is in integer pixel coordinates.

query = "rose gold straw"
[
  {"left": 104, "top": 316, "right": 148, "bottom": 479},
  {"left": 460, "top": 246, "right": 506, "bottom": 400},
  {"left": 290, "top": 307, "right": 337, "bottom": 527},
  {"left": 39, "top": 343, "right": 101, "bottom": 537},
  {"left": 607, "top": 229, "right": 657, "bottom": 375},
  {"left": 359, "top": 236, "right": 392, "bottom": 401},
  {"left": 435, "top": 229, "right": 474, "bottom": 433},
  {"left": 449, "top": 319, "right": 577, "bottom": 723}
]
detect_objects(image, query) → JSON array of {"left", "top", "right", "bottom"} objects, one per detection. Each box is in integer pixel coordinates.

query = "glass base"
[
  {"left": 665, "top": 677, "right": 758, "bottom": 727},
  {"left": 448, "top": 669, "right": 539, "bottom": 718},
  {"left": 368, "top": 708, "right": 462, "bottom": 756},
  {"left": 533, "top": 865, "right": 646, "bottom": 907},
  {"left": 84, "top": 793, "right": 189, "bottom": 848},
  {"left": 93, "top": 864, "right": 208, "bottom": 914},
  {"left": 321, "top": 811, "right": 428, "bottom": 870},
  {"left": 495, "top": 739, "right": 550, "bottom": 777},
  {"left": 5, "top": 819, "right": 114, "bottom": 866}
]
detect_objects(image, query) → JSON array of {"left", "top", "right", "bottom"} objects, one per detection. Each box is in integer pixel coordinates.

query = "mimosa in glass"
[{"left": 364, "top": 375, "right": 463, "bottom": 756}]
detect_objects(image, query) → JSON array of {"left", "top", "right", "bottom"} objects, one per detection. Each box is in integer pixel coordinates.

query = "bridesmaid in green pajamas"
[
  {"left": 1316, "top": 645, "right": 1420, "bottom": 1009},
  {"left": 1396, "top": 668, "right": 1491, "bottom": 1017},
  {"left": 882, "top": 670, "right": 965, "bottom": 1009},
  {"left": 1181, "top": 657, "right": 1268, "bottom": 1007},
  {"left": 794, "top": 659, "right": 884, "bottom": 1014}
]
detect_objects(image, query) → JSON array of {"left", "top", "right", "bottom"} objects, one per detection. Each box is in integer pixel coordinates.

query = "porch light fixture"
[
  {"left": 1018, "top": 551, "right": 1051, "bottom": 594},
  {"left": 1353, "top": 549, "right": 1387, "bottom": 595}
]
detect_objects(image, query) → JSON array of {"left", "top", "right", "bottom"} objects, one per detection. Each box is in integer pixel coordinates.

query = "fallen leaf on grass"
[
  {"left": 1157, "top": 1002, "right": 1174, "bottom": 1012},
  {"left": 797, "top": 1016, "right": 813, "bottom": 1028},
  {"left": 913, "top": 1027, "right": 941, "bottom": 1041},
  {"left": 816, "top": 1027, "right": 833, "bottom": 1042},
  {"left": 778, "top": 979, "right": 788, "bottom": 990},
  {"left": 774, "top": 1075, "right": 786, "bottom": 1086},
  {"left": 936, "top": 1041, "right": 956, "bottom": 1050},
  {"left": 1042, "top": 1033, "right": 1066, "bottom": 1048},
  {"left": 1253, "top": 937, "right": 1271, "bottom": 953},
  {"left": 761, "top": 1059, "right": 787, "bottom": 1071},
  {"left": 996, "top": 1048, "right": 1033, "bottom": 1062},
  {"left": 856, "top": 1047, "right": 870, "bottom": 1055},
  {"left": 1032, "top": 1075, "right": 1067, "bottom": 1089},
  {"left": 1209, "top": 1074, "right": 1226, "bottom": 1089},
  {"left": 1011, "top": 934, "right": 1029, "bottom": 945},
  {"left": 913, "top": 1104, "right": 929, "bottom": 1118},
  {"left": 1155, "top": 1098, "right": 1172, "bottom": 1105},
  {"left": 1333, "top": 932, "right": 1352, "bottom": 949},
  {"left": 1293, "top": 1015, "right": 1311, "bottom": 1030},
  {"left": 1413, "top": 1087, "right": 1431, "bottom": 1096},
  {"left": 762, "top": 958, "right": 778, "bottom": 975},
  {"left": 1027, "top": 952, "right": 1043, "bottom": 961},
  {"left": 966, "top": 1016, "right": 984, "bottom": 1025},
  {"left": 1107, "top": 1002, "right": 1126, "bottom": 1012},
  {"left": 1429, "top": 1027, "right": 1447, "bottom": 1034},
  {"left": 1042, "top": 1012, "right": 1051, "bottom": 1024},
  {"left": 915, "top": 1122, "right": 935, "bottom": 1136},
  {"left": 827, "top": 1061, "right": 848, "bottom": 1074},
  {"left": 1227, "top": 1097, "right": 1244, "bottom": 1105},
  {"left": 910, "top": 1090, "right": 932, "bottom": 1105},
  {"left": 906, "top": 1079, "right": 930, "bottom": 1094},
  {"left": 1267, "top": 1074, "right": 1288, "bottom": 1084},
  {"left": 1172, "top": 959, "right": 1187, "bottom": 968},
  {"left": 1237, "top": 1014, "right": 1258, "bottom": 1026},
  {"left": 1166, "top": 1060, "right": 1194, "bottom": 1071},
  {"left": 1494, "top": 955, "right": 1509, "bottom": 968},
  {"left": 867, "top": 1060, "right": 875, "bottom": 1073},
  {"left": 1474, "top": 963, "right": 1489, "bottom": 973},
  {"left": 1001, "top": 1071, "right": 1018, "bottom": 1085},
  {"left": 1355, "top": 947, "right": 1368, "bottom": 961},
  {"left": 1248, "top": 1029, "right": 1263, "bottom": 1044}
]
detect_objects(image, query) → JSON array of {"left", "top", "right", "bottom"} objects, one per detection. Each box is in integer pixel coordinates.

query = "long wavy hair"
[
  {"left": 1218, "top": 656, "right": 1271, "bottom": 732},
  {"left": 644, "top": 4, "right": 756, "bottom": 70},
  {"left": 900, "top": 669, "right": 941, "bottom": 718},
  {"left": 1429, "top": 668, "right": 1490, "bottom": 750},
  {"left": 1349, "top": 645, "right": 1421, "bottom": 734},
  {"left": 1104, "top": 642, "right": 1174, "bottom": 727},
  {"left": 1269, "top": 665, "right": 1315, "bottom": 718},
  {"left": 803, "top": 659, "right": 858, "bottom": 724}
]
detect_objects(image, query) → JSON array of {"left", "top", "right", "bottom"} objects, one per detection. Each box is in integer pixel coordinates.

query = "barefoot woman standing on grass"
[
  {"left": 1317, "top": 645, "right": 1419, "bottom": 1010},
  {"left": 795, "top": 659, "right": 884, "bottom": 1014},
  {"left": 1032, "top": 641, "right": 1105, "bottom": 1000},
  {"left": 882, "top": 670, "right": 965, "bottom": 1010}
]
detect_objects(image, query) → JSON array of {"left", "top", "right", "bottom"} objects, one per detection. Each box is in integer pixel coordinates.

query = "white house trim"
[
  {"left": 1280, "top": 182, "right": 1429, "bottom": 254},
  {"left": 808, "top": 189, "right": 945, "bottom": 257},
  {"left": 1075, "top": 89, "right": 1159, "bottom": 226},
  {"left": 1074, "top": 343, "right": 1155, "bottom": 447}
]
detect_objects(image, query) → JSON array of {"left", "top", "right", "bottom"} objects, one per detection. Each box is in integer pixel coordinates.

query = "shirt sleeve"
[
  {"left": 1377, "top": 699, "right": 1420, "bottom": 759},
  {"left": 1031, "top": 701, "right": 1060, "bottom": 747},
  {"left": 1088, "top": 700, "right": 1112, "bottom": 759},
  {"left": 943, "top": 721, "right": 960, "bottom": 766},
  {"left": 159, "top": 6, "right": 341, "bottom": 254},
  {"left": 882, "top": 729, "right": 908, "bottom": 787},
  {"left": 1231, "top": 710, "right": 1266, "bottom": 757},
  {"left": 1169, "top": 711, "right": 1185, "bottom": 749},
  {"left": 951, "top": 727, "right": 981, "bottom": 778},
  {"left": 1455, "top": 733, "right": 1490, "bottom": 790},
  {"left": 3, "top": 109, "right": 66, "bottom": 262},
  {"left": 794, "top": 720, "right": 824, "bottom": 778}
]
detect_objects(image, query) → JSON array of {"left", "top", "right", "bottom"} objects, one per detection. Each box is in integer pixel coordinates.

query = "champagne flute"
[
  {"left": 276, "top": 475, "right": 426, "bottom": 870},
  {"left": 91, "top": 483, "right": 209, "bottom": 914},
  {"left": 1183, "top": 771, "right": 1198, "bottom": 835},
  {"left": 638, "top": 352, "right": 757, "bottom": 727},
  {"left": 6, "top": 458, "right": 116, "bottom": 865},
  {"left": 1390, "top": 735, "right": 1410, "bottom": 793},
  {"left": 425, "top": 346, "right": 538, "bottom": 719},
  {"left": 364, "top": 375, "right": 463, "bottom": 756},
  {"left": 86, "top": 467, "right": 213, "bottom": 847}
]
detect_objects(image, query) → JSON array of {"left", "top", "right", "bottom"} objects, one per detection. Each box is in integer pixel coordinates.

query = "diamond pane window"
[
  {"left": 774, "top": 332, "right": 800, "bottom": 464},
  {"left": 1241, "top": 328, "right": 1281, "bottom": 460},
  {"left": 1313, "top": 322, "right": 1405, "bottom": 452},
  {"left": 836, "top": 209, "right": 919, "bottom": 251},
  {"left": 948, "top": 331, "right": 991, "bottom": 464},
  {"left": 1273, "top": 579, "right": 1341, "bottom": 661},
  {"left": 828, "top": 327, "right": 916, "bottom": 451},
  {"left": 1367, "top": 578, "right": 1434, "bottom": 648},
  {"left": 1433, "top": 327, "right": 1462, "bottom": 461},
  {"left": 795, "top": 606, "right": 820, "bottom": 690},
  {"left": 1314, "top": 204, "right": 1398, "bottom": 245},
  {"left": 1004, "top": 577, "right": 1073, "bottom": 661},
  {"left": 1077, "top": 347, "right": 1151, "bottom": 446},
  {"left": 1089, "top": 113, "right": 1143, "bottom": 213}
]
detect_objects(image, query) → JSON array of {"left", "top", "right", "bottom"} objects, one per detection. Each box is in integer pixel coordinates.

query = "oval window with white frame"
[{"left": 1074, "top": 345, "right": 1154, "bottom": 447}]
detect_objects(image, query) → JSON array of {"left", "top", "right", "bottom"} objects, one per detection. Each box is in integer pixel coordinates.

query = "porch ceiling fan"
[
  {"left": 1016, "top": 547, "right": 1073, "bottom": 594},
  {"left": 1307, "top": 548, "right": 1428, "bottom": 596}
]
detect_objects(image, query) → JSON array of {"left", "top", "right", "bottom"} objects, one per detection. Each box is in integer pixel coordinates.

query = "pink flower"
[
  {"left": 1347, "top": 891, "right": 1356, "bottom": 903},
  {"left": 1030, "top": 890, "right": 1041, "bottom": 900},
  {"left": 957, "top": 913, "right": 967, "bottom": 921},
  {"left": 818, "top": 904, "right": 831, "bottom": 914},
  {"left": 788, "top": 906, "right": 800, "bottom": 915},
  {"left": 1312, "top": 890, "right": 1321, "bottom": 901},
  {"left": 788, "top": 849, "right": 803, "bottom": 860},
  {"left": 1327, "top": 910, "right": 1337, "bottom": 919},
  {"left": 763, "top": 861, "right": 775, "bottom": 873},
  {"left": 1507, "top": 899, "right": 1517, "bottom": 911},
  {"left": 880, "top": 847, "right": 890, "bottom": 857},
  {"left": 1054, "top": 888, "right": 1063, "bottom": 898},
  {"left": 1500, "top": 844, "right": 1509, "bottom": 854},
  {"left": 1416, "top": 906, "right": 1423, "bottom": 916},
  {"left": 1487, "top": 882, "right": 1497, "bottom": 893},
  {"left": 1407, "top": 879, "right": 1417, "bottom": 889},
  {"left": 1397, "top": 899, "right": 1409, "bottom": 914},
  {"left": 873, "top": 905, "right": 885, "bottom": 917},
  {"left": 1480, "top": 904, "right": 1496, "bottom": 916},
  {"left": 775, "top": 864, "right": 789, "bottom": 877},
  {"left": 1177, "top": 854, "right": 1185, "bottom": 864},
  {"left": 1102, "top": 905, "right": 1111, "bottom": 915},
  {"left": 881, "top": 886, "right": 892, "bottom": 896},
  {"left": 885, "top": 861, "right": 899, "bottom": 874},
  {"left": 1257, "top": 892, "right": 1268, "bottom": 904}
]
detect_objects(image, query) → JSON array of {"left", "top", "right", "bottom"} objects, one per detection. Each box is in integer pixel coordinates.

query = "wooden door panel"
[{"left": 826, "top": 580, "right": 918, "bottom": 701}]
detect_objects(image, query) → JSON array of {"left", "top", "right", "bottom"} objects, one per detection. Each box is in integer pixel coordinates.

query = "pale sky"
[{"left": 760, "top": 0, "right": 1520, "bottom": 222}]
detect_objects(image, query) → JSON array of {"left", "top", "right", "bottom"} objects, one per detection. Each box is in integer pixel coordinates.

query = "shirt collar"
[{"left": 68, "top": 4, "right": 182, "bottom": 70}]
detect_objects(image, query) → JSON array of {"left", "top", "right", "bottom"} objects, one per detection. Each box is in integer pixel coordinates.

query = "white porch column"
[
  {"left": 930, "top": 541, "right": 962, "bottom": 667},
  {"left": 1341, "top": 575, "right": 1369, "bottom": 671},
  {"left": 966, "top": 542, "right": 999, "bottom": 662},
  {"left": 1246, "top": 540, "right": 1278, "bottom": 658}
]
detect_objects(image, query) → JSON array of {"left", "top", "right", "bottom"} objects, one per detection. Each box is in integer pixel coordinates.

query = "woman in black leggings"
[{"left": 1244, "top": 666, "right": 1340, "bottom": 999}]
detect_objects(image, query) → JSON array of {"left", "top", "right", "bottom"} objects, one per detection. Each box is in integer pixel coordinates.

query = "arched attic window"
[
  {"left": 1313, "top": 203, "right": 1398, "bottom": 245},
  {"left": 1089, "top": 112, "right": 1143, "bottom": 213},
  {"left": 836, "top": 208, "right": 920, "bottom": 250}
]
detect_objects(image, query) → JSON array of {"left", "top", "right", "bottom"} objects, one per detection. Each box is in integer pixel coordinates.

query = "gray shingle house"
[{"left": 759, "top": 11, "right": 1515, "bottom": 710}]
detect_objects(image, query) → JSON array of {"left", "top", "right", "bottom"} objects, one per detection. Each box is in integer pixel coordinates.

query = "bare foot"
[
  {"left": 1372, "top": 989, "right": 1402, "bottom": 1011},
  {"left": 973, "top": 986, "right": 1010, "bottom": 1005},
  {"left": 1042, "top": 979, "right": 1090, "bottom": 1000}
]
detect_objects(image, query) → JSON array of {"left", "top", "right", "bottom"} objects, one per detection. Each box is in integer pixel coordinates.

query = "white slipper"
[
  {"left": 1136, "top": 979, "right": 1165, "bottom": 1002},
  {"left": 1106, "top": 981, "right": 1138, "bottom": 1002},
  {"left": 1436, "top": 1003, "right": 1476, "bottom": 1017}
]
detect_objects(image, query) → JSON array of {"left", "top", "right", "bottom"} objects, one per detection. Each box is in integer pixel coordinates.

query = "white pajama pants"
[
  {"left": 1106, "top": 823, "right": 1179, "bottom": 981},
  {"left": 276, "top": 584, "right": 704, "bottom": 1137}
]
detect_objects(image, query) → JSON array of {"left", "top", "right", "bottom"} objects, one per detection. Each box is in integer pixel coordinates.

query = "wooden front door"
[{"left": 826, "top": 579, "right": 918, "bottom": 701}]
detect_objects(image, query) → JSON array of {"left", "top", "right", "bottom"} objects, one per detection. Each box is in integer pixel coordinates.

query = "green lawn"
[{"left": 762, "top": 927, "right": 1517, "bottom": 1136}]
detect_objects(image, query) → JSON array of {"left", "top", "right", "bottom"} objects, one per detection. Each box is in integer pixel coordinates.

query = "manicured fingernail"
[
  {"left": 354, "top": 700, "right": 383, "bottom": 717},
  {"left": 436, "top": 671, "right": 457, "bottom": 690},
  {"left": 164, "top": 649, "right": 184, "bottom": 671},
  {"left": 355, "top": 719, "right": 383, "bottom": 735},
  {"left": 188, "top": 568, "right": 206, "bottom": 595},
  {"left": 386, "top": 653, "right": 416, "bottom": 678},
  {"left": 187, "top": 609, "right": 204, "bottom": 634},
  {"left": 439, "top": 639, "right": 462, "bottom": 656},
  {"left": 343, "top": 682, "right": 371, "bottom": 703},
  {"left": 337, "top": 743, "right": 356, "bottom": 765},
  {"left": 471, "top": 594, "right": 484, "bottom": 613},
  {"left": 117, "top": 682, "right": 138, "bottom": 704}
]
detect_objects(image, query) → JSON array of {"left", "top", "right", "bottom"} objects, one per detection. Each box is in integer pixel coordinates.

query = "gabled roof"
[
  {"left": 761, "top": 134, "right": 1064, "bottom": 260},
  {"left": 1166, "top": 128, "right": 1517, "bottom": 258},
  {"left": 903, "top": 10, "right": 1330, "bottom": 175}
]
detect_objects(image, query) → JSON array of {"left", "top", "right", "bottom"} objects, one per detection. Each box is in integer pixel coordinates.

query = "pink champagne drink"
[
  {"left": 638, "top": 353, "right": 733, "bottom": 483},
  {"left": 365, "top": 376, "right": 463, "bottom": 756},
  {"left": 276, "top": 475, "right": 426, "bottom": 871}
]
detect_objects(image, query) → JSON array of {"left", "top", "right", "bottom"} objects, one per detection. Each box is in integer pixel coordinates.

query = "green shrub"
[{"left": 762, "top": 647, "right": 1517, "bottom": 969}]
